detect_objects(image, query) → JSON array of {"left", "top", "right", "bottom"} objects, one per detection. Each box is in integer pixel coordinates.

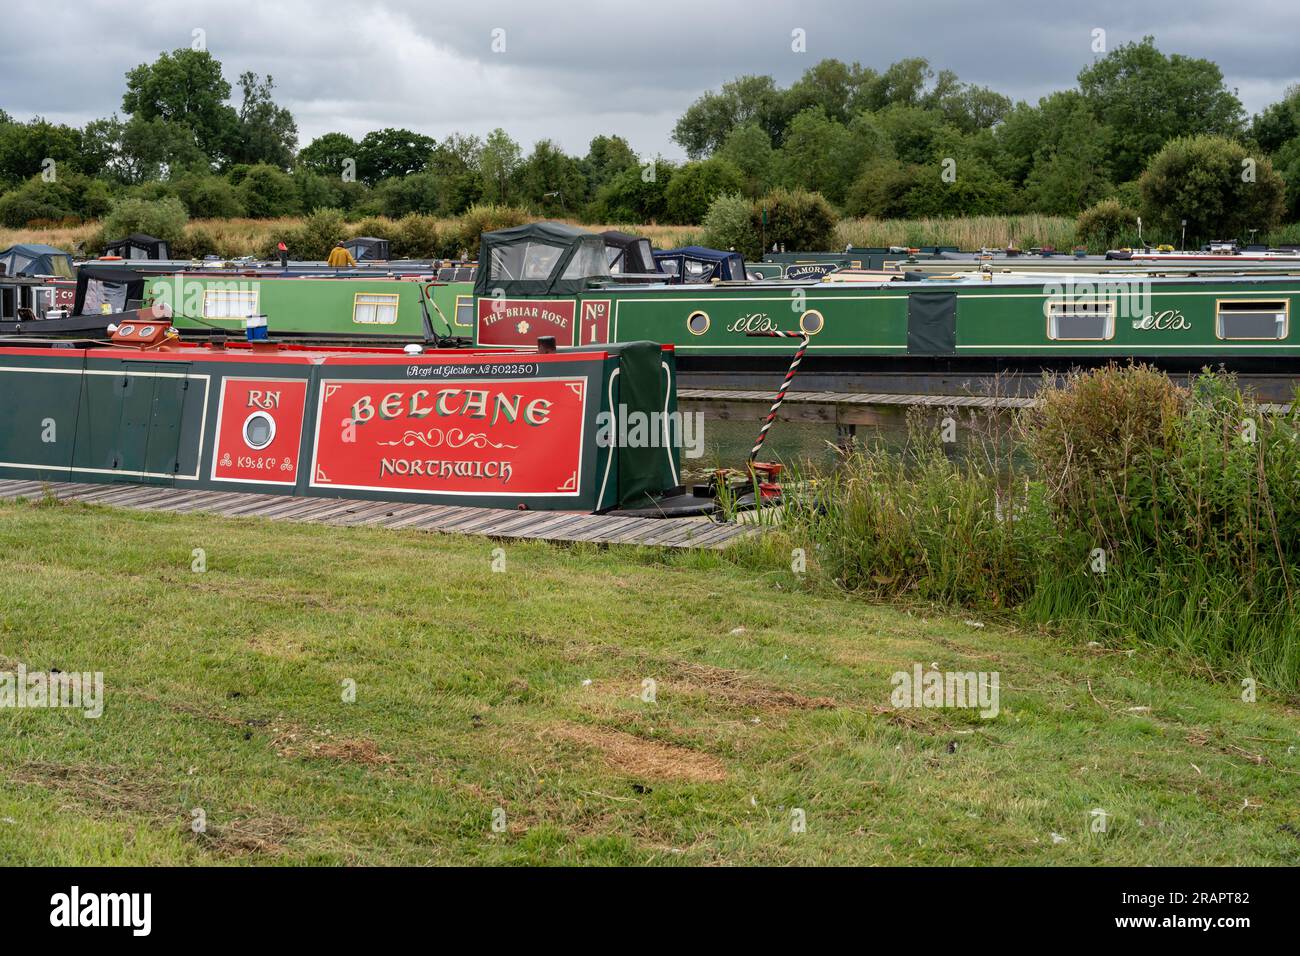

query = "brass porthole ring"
[
  {"left": 687, "top": 310, "right": 710, "bottom": 335},
  {"left": 799, "top": 309, "right": 825, "bottom": 335}
]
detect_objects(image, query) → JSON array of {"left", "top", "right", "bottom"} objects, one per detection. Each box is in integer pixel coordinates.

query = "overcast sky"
[{"left": 5, "top": 0, "right": 1299, "bottom": 160}]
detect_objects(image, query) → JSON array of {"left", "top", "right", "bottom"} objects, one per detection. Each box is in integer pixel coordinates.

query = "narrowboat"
[
  {"left": 0, "top": 322, "right": 684, "bottom": 513},
  {"left": 470, "top": 223, "right": 1300, "bottom": 397}
]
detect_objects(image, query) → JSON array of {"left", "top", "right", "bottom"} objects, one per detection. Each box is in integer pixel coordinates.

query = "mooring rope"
[{"left": 745, "top": 329, "right": 811, "bottom": 463}]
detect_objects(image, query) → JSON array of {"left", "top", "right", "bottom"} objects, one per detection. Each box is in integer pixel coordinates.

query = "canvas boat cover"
[
  {"left": 0, "top": 243, "right": 74, "bottom": 279},
  {"left": 342, "top": 236, "right": 390, "bottom": 261},
  {"left": 475, "top": 222, "right": 609, "bottom": 297},
  {"left": 104, "top": 233, "right": 170, "bottom": 260},
  {"left": 600, "top": 230, "right": 661, "bottom": 275},
  {"left": 652, "top": 246, "right": 746, "bottom": 282},
  {"left": 73, "top": 264, "right": 150, "bottom": 316}
]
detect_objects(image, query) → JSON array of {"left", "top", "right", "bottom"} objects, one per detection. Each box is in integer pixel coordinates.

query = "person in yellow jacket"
[{"left": 326, "top": 242, "right": 357, "bottom": 268}]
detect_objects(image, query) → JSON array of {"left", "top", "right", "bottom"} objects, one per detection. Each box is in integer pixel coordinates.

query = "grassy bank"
[{"left": 1, "top": 497, "right": 1298, "bottom": 865}]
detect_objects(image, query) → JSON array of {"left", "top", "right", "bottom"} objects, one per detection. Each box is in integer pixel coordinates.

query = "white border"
[
  {"left": 308, "top": 376, "right": 589, "bottom": 498},
  {"left": 209, "top": 376, "right": 307, "bottom": 486}
]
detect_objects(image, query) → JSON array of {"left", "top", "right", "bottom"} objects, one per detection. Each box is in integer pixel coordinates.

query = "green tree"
[
  {"left": 478, "top": 128, "right": 522, "bottom": 204},
  {"left": 234, "top": 163, "right": 300, "bottom": 217},
  {"left": 355, "top": 128, "right": 435, "bottom": 185},
  {"left": 298, "top": 132, "right": 359, "bottom": 178},
  {"left": 664, "top": 158, "right": 745, "bottom": 224},
  {"left": 672, "top": 75, "right": 788, "bottom": 158},
  {"left": 1079, "top": 37, "right": 1245, "bottom": 183},
  {"left": 581, "top": 135, "right": 638, "bottom": 194},
  {"left": 0, "top": 118, "right": 83, "bottom": 185},
  {"left": 591, "top": 158, "right": 675, "bottom": 222},
  {"left": 1022, "top": 96, "right": 1114, "bottom": 214},
  {"left": 174, "top": 173, "right": 245, "bottom": 218},
  {"left": 776, "top": 108, "right": 859, "bottom": 203},
  {"left": 716, "top": 123, "right": 776, "bottom": 197},
  {"left": 516, "top": 139, "right": 587, "bottom": 215},
  {"left": 230, "top": 72, "right": 297, "bottom": 168},
  {"left": 1138, "top": 135, "right": 1285, "bottom": 242},
  {"left": 374, "top": 171, "right": 443, "bottom": 217},
  {"left": 1252, "top": 85, "right": 1300, "bottom": 153},
  {"left": 121, "top": 48, "right": 238, "bottom": 165}
]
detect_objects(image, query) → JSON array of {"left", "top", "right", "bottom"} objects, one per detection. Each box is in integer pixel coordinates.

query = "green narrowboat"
[
  {"left": 141, "top": 273, "right": 479, "bottom": 343},
  {"left": 470, "top": 223, "right": 1300, "bottom": 396}
]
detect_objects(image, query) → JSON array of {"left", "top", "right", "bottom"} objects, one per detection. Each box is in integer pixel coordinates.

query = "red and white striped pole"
[{"left": 746, "top": 329, "right": 810, "bottom": 463}]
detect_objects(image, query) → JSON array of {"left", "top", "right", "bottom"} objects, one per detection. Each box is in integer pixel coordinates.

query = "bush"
[
  {"left": 451, "top": 204, "right": 530, "bottom": 258},
  {"left": 235, "top": 163, "right": 301, "bottom": 218},
  {"left": 175, "top": 175, "right": 245, "bottom": 219},
  {"left": 392, "top": 214, "right": 439, "bottom": 259},
  {"left": 752, "top": 188, "right": 836, "bottom": 253},
  {"left": 101, "top": 196, "right": 189, "bottom": 245},
  {"left": 1026, "top": 364, "right": 1187, "bottom": 548},
  {"left": 1138, "top": 135, "right": 1286, "bottom": 242},
  {"left": 287, "top": 207, "right": 349, "bottom": 259},
  {"left": 701, "top": 193, "right": 760, "bottom": 260},
  {"left": 171, "top": 225, "right": 219, "bottom": 259},
  {"left": 1075, "top": 198, "right": 1140, "bottom": 251},
  {"left": 375, "top": 172, "right": 442, "bottom": 218}
]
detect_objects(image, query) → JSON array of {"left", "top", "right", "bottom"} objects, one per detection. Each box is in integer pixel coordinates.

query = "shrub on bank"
[{"left": 765, "top": 365, "right": 1300, "bottom": 690}]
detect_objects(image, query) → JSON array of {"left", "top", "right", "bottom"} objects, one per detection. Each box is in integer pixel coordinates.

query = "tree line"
[{"left": 2, "top": 37, "right": 1298, "bottom": 247}]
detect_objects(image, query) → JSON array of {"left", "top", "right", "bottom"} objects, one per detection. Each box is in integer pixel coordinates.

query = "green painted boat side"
[
  {"left": 150, "top": 274, "right": 476, "bottom": 340},
  {"left": 470, "top": 276, "right": 1300, "bottom": 359}
]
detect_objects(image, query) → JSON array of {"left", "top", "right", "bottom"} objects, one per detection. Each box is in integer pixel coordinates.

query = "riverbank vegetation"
[{"left": 734, "top": 366, "right": 1300, "bottom": 694}]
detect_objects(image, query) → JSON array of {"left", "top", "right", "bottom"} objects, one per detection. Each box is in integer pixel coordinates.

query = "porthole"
[
  {"left": 243, "top": 411, "right": 276, "bottom": 450},
  {"left": 139, "top": 325, "right": 156, "bottom": 338},
  {"left": 118, "top": 324, "right": 136, "bottom": 336},
  {"left": 799, "top": 309, "right": 825, "bottom": 335},
  {"left": 687, "top": 310, "right": 710, "bottom": 335}
]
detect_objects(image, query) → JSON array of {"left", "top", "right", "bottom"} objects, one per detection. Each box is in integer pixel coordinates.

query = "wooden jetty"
[{"left": 0, "top": 480, "right": 759, "bottom": 550}]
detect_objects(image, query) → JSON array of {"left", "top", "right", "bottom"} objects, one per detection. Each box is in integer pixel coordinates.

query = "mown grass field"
[{"left": 1, "top": 497, "right": 1298, "bottom": 865}]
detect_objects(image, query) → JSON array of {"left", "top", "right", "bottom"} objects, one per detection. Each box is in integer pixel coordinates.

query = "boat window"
[
  {"left": 1216, "top": 300, "right": 1287, "bottom": 339},
  {"left": 1047, "top": 300, "right": 1113, "bottom": 340},
  {"left": 562, "top": 242, "right": 611, "bottom": 281},
  {"left": 454, "top": 294, "right": 474, "bottom": 328},
  {"left": 658, "top": 258, "right": 680, "bottom": 278},
  {"left": 353, "top": 292, "right": 399, "bottom": 324},
  {"left": 687, "top": 310, "right": 710, "bottom": 335},
  {"left": 684, "top": 258, "right": 713, "bottom": 281},
  {"left": 1, "top": 286, "right": 14, "bottom": 319},
  {"left": 606, "top": 246, "right": 625, "bottom": 272},
  {"left": 489, "top": 241, "right": 565, "bottom": 283},
  {"left": 203, "top": 288, "right": 260, "bottom": 319}
]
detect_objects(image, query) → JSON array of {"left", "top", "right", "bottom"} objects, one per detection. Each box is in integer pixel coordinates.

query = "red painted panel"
[
  {"left": 311, "top": 377, "right": 587, "bottom": 497},
  {"left": 212, "top": 377, "right": 309, "bottom": 485},
  {"left": 477, "top": 298, "right": 576, "bottom": 347},
  {"left": 579, "top": 299, "right": 611, "bottom": 344}
]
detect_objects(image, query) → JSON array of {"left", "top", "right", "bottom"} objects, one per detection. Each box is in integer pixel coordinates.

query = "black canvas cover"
[
  {"left": 906, "top": 291, "right": 957, "bottom": 355},
  {"left": 104, "top": 234, "right": 170, "bottom": 260},
  {"left": 74, "top": 264, "right": 149, "bottom": 316},
  {"left": 343, "top": 237, "right": 390, "bottom": 261},
  {"left": 600, "top": 230, "right": 660, "bottom": 275},
  {"left": 475, "top": 222, "right": 609, "bottom": 297}
]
